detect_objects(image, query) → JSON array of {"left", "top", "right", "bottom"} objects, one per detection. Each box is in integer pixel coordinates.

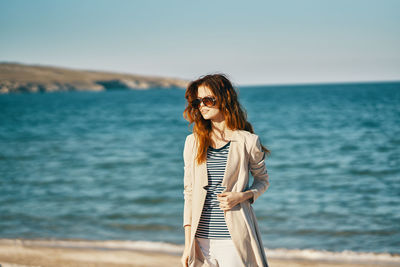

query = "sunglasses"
[{"left": 191, "top": 96, "right": 216, "bottom": 109}]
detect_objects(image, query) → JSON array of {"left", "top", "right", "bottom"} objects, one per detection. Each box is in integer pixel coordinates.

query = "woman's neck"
[{"left": 210, "top": 120, "right": 233, "bottom": 141}]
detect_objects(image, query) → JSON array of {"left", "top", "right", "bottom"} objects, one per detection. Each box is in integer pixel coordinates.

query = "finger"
[
  {"left": 221, "top": 205, "right": 230, "bottom": 211},
  {"left": 220, "top": 203, "right": 229, "bottom": 209},
  {"left": 218, "top": 199, "right": 227, "bottom": 205}
]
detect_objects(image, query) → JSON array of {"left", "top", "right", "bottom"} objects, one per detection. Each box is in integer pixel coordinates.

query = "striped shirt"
[{"left": 195, "top": 141, "right": 231, "bottom": 239}]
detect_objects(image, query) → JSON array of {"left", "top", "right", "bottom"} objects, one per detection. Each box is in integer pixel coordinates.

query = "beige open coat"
[{"left": 183, "top": 129, "right": 270, "bottom": 267}]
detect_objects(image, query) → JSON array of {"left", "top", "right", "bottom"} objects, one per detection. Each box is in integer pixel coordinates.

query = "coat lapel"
[
  {"left": 198, "top": 160, "right": 208, "bottom": 188},
  {"left": 221, "top": 130, "right": 240, "bottom": 189}
]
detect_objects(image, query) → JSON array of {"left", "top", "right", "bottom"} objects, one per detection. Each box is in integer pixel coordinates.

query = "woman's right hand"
[
  {"left": 182, "top": 225, "right": 191, "bottom": 266},
  {"left": 181, "top": 247, "right": 190, "bottom": 267}
]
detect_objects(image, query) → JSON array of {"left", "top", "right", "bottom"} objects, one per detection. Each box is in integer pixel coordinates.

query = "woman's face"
[{"left": 197, "top": 85, "right": 224, "bottom": 122}]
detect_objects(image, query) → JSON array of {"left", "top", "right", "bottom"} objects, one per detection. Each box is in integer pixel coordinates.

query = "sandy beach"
[{"left": 0, "top": 239, "right": 399, "bottom": 267}]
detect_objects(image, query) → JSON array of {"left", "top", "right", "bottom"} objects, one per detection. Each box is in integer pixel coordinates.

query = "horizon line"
[
  {"left": 238, "top": 79, "right": 400, "bottom": 87},
  {"left": 1, "top": 60, "right": 399, "bottom": 88}
]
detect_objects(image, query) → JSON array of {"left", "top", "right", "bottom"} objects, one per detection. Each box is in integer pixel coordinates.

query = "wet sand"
[{"left": 0, "top": 239, "right": 398, "bottom": 267}]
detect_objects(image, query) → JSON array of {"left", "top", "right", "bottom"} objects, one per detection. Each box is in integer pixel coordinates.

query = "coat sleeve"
[
  {"left": 248, "top": 134, "right": 270, "bottom": 204},
  {"left": 183, "top": 135, "right": 193, "bottom": 227}
]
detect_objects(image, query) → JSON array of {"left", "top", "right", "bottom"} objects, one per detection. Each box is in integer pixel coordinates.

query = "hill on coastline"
[{"left": 0, "top": 62, "right": 189, "bottom": 94}]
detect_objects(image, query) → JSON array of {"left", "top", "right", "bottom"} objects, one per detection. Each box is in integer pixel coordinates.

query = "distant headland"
[{"left": 0, "top": 62, "right": 189, "bottom": 94}]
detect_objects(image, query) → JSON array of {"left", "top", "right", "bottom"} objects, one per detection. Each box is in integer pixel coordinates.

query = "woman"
[{"left": 181, "top": 73, "right": 271, "bottom": 267}]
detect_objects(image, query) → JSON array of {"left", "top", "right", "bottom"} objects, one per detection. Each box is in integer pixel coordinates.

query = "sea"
[{"left": 0, "top": 82, "right": 399, "bottom": 262}]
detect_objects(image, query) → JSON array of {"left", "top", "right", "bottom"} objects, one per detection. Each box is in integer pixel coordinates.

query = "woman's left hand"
[{"left": 217, "top": 192, "right": 246, "bottom": 211}]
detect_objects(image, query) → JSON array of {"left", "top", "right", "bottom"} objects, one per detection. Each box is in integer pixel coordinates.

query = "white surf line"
[{"left": 1, "top": 239, "right": 399, "bottom": 264}]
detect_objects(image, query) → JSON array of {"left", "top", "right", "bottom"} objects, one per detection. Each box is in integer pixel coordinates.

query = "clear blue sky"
[{"left": 0, "top": 0, "right": 399, "bottom": 85}]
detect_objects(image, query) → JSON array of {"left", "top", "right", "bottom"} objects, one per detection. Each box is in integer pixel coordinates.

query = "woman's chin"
[{"left": 201, "top": 114, "right": 210, "bottom": 120}]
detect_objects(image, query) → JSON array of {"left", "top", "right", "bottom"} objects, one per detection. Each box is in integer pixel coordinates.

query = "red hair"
[{"left": 183, "top": 73, "right": 270, "bottom": 165}]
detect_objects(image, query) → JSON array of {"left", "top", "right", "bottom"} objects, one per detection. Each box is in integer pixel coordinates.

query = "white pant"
[{"left": 195, "top": 237, "right": 243, "bottom": 267}]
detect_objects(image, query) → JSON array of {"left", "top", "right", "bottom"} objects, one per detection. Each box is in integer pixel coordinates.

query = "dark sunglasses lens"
[
  {"left": 203, "top": 97, "right": 215, "bottom": 107},
  {"left": 191, "top": 99, "right": 201, "bottom": 108}
]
